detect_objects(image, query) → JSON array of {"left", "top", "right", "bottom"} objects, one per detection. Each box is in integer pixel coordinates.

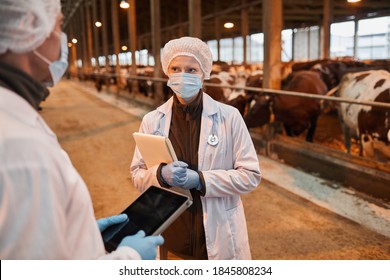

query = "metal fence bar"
[{"left": 100, "top": 74, "right": 390, "bottom": 109}]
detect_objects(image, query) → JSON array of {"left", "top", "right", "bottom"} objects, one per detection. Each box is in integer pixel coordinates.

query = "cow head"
[
  {"left": 226, "top": 93, "right": 248, "bottom": 116},
  {"left": 245, "top": 73, "right": 263, "bottom": 102},
  {"left": 204, "top": 76, "right": 227, "bottom": 102},
  {"left": 244, "top": 93, "right": 271, "bottom": 128}
]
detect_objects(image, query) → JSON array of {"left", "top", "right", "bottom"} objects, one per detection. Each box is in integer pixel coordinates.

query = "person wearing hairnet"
[
  {"left": 130, "top": 37, "right": 261, "bottom": 260},
  {"left": 0, "top": 0, "right": 163, "bottom": 259}
]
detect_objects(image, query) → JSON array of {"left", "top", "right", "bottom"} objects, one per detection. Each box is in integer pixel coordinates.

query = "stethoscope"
[
  {"left": 153, "top": 114, "right": 219, "bottom": 146},
  {"left": 207, "top": 115, "right": 219, "bottom": 146}
]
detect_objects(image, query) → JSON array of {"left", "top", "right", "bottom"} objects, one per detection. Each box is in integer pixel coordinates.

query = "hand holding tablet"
[
  {"left": 101, "top": 186, "right": 192, "bottom": 252},
  {"left": 118, "top": 230, "right": 164, "bottom": 259}
]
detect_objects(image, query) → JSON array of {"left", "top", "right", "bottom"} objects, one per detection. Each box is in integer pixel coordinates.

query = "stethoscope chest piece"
[{"left": 208, "top": 134, "right": 219, "bottom": 146}]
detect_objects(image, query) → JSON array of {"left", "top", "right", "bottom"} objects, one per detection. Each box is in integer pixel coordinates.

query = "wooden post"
[
  {"left": 177, "top": 0, "right": 185, "bottom": 37},
  {"left": 232, "top": 38, "right": 235, "bottom": 64},
  {"left": 263, "top": 0, "right": 282, "bottom": 90},
  {"left": 353, "top": 17, "right": 359, "bottom": 58},
  {"left": 69, "top": 23, "right": 78, "bottom": 78},
  {"left": 101, "top": 0, "right": 110, "bottom": 91},
  {"left": 80, "top": 4, "right": 88, "bottom": 76},
  {"left": 291, "top": 29, "right": 296, "bottom": 60},
  {"left": 189, "top": 0, "right": 202, "bottom": 38},
  {"left": 215, "top": 17, "right": 221, "bottom": 62},
  {"left": 150, "top": 0, "right": 164, "bottom": 104},
  {"left": 85, "top": 0, "right": 94, "bottom": 71},
  {"left": 322, "top": 0, "right": 333, "bottom": 59},
  {"left": 241, "top": 0, "right": 249, "bottom": 65},
  {"left": 128, "top": 0, "right": 139, "bottom": 94},
  {"left": 111, "top": 1, "right": 121, "bottom": 94},
  {"left": 92, "top": 0, "right": 100, "bottom": 69},
  {"left": 308, "top": 28, "right": 311, "bottom": 59},
  {"left": 214, "top": 1, "right": 221, "bottom": 62}
]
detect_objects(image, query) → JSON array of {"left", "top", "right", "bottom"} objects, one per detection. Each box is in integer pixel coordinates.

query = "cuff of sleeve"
[
  {"left": 197, "top": 171, "right": 206, "bottom": 196},
  {"left": 157, "top": 163, "right": 171, "bottom": 189}
]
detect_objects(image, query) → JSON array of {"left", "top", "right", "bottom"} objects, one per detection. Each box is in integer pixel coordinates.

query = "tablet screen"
[{"left": 102, "top": 186, "right": 190, "bottom": 252}]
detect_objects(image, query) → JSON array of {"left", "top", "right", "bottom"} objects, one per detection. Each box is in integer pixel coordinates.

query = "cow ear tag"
[{"left": 208, "top": 134, "right": 219, "bottom": 146}]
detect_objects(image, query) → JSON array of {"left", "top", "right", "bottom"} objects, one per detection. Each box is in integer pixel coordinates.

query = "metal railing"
[{"left": 94, "top": 73, "right": 390, "bottom": 109}]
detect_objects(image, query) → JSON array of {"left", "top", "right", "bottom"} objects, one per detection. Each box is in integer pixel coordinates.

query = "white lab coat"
[
  {"left": 0, "top": 87, "right": 140, "bottom": 260},
  {"left": 131, "top": 92, "right": 261, "bottom": 259}
]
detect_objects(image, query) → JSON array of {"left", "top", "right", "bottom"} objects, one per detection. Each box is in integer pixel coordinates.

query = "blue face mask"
[
  {"left": 34, "top": 32, "right": 69, "bottom": 87},
  {"left": 167, "top": 72, "right": 202, "bottom": 102}
]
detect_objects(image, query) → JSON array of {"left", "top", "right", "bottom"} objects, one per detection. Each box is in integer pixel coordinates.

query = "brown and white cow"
[
  {"left": 244, "top": 70, "right": 328, "bottom": 142},
  {"left": 204, "top": 71, "right": 235, "bottom": 102},
  {"left": 337, "top": 70, "right": 390, "bottom": 161},
  {"left": 204, "top": 70, "right": 250, "bottom": 116}
]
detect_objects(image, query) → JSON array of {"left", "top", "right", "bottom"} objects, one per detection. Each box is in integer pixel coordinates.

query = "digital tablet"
[
  {"left": 133, "top": 132, "right": 178, "bottom": 169},
  {"left": 101, "top": 185, "right": 192, "bottom": 252}
]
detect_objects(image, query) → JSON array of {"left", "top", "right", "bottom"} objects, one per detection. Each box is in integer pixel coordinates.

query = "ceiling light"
[
  {"left": 224, "top": 22, "right": 234, "bottom": 29},
  {"left": 347, "top": 0, "right": 361, "bottom": 3},
  {"left": 71, "top": 38, "right": 78, "bottom": 44},
  {"left": 95, "top": 21, "right": 102, "bottom": 27},
  {"left": 120, "top": 0, "right": 130, "bottom": 9},
  {"left": 121, "top": 45, "right": 128, "bottom": 51}
]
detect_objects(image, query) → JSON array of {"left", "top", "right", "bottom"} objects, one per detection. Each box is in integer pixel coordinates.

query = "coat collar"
[
  {"left": 0, "top": 86, "right": 57, "bottom": 140},
  {"left": 156, "top": 92, "right": 219, "bottom": 117},
  {"left": 0, "top": 86, "right": 40, "bottom": 127}
]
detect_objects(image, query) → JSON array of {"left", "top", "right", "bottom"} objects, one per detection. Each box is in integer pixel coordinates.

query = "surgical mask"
[
  {"left": 167, "top": 72, "right": 202, "bottom": 102},
  {"left": 34, "top": 32, "right": 69, "bottom": 87}
]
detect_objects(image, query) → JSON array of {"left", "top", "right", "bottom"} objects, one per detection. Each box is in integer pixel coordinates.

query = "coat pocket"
[{"left": 226, "top": 200, "right": 251, "bottom": 259}]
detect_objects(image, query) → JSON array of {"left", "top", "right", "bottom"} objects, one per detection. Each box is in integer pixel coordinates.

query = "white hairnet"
[
  {"left": 0, "top": 0, "right": 61, "bottom": 54},
  {"left": 161, "top": 37, "right": 214, "bottom": 79}
]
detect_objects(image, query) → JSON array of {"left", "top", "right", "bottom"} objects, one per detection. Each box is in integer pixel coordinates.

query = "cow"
[
  {"left": 203, "top": 72, "right": 231, "bottom": 102},
  {"left": 244, "top": 70, "right": 328, "bottom": 142},
  {"left": 93, "top": 67, "right": 116, "bottom": 92},
  {"left": 310, "top": 59, "right": 370, "bottom": 90},
  {"left": 336, "top": 70, "right": 390, "bottom": 161},
  {"left": 245, "top": 70, "right": 263, "bottom": 101},
  {"left": 225, "top": 91, "right": 248, "bottom": 116},
  {"left": 204, "top": 70, "right": 253, "bottom": 116},
  {"left": 244, "top": 93, "right": 271, "bottom": 129}
]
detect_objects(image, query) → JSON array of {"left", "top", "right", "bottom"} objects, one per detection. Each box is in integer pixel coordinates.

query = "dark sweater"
[{"left": 157, "top": 92, "right": 208, "bottom": 259}]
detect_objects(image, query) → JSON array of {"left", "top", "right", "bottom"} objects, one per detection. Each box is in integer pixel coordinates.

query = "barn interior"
[{"left": 58, "top": 1, "right": 390, "bottom": 202}]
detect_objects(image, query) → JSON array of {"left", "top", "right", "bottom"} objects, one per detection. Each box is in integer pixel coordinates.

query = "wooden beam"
[
  {"left": 263, "top": 0, "right": 282, "bottom": 90},
  {"left": 241, "top": 0, "right": 249, "bottom": 65},
  {"left": 101, "top": 0, "right": 109, "bottom": 72},
  {"left": 85, "top": 1, "right": 94, "bottom": 69},
  {"left": 189, "top": 0, "right": 202, "bottom": 38},
  {"left": 215, "top": 17, "right": 221, "bottom": 61},
  {"left": 92, "top": 0, "right": 100, "bottom": 66},
  {"left": 215, "top": 0, "right": 221, "bottom": 61},
  {"left": 322, "top": 0, "right": 333, "bottom": 59},
  {"left": 150, "top": 0, "right": 164, "bottom": 104},
  {"left": 128, "top": 0, "right": 138, "bottom": 94},
  {"left": 111, "top": 0, "right": 121, "bottom": 92},
  {"left": 79, "top": 3, "right": 88, "bottom": 70},
  {"left": 353, "top": 17, "right": 359, "bottom": 58}
]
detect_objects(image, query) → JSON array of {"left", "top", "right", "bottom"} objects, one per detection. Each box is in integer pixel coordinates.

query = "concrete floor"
[{"left": 39, "top": 79, "right": 390, "bottom": 259}]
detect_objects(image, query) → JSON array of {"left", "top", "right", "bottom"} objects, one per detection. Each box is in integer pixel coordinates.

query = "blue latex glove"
[
  {"left": 161, "top": 161, "right": 188, "bottom": 186},
  {"left": 181, "top": 169, "right": 201, "bottom": 190},
  {"left": 119, "top": 230, "right": 164, "bottom": 260},
  {"left": 97, "top": 214, "right": 128, "bottom": 232}
]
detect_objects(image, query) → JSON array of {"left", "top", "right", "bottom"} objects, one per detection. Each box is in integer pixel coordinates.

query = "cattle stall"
[{"left": 81, "top": 63, "right": 390, "bottom": 204}]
